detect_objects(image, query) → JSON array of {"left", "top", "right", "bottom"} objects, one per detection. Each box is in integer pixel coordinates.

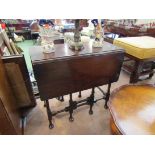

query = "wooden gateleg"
[
  {"left": 104, "top": 83, "right": 111, "bottom": 109},
  {"left": 88, "top": 87, "right": 95, "bottom": 115},
  {"left": 78, "top": 91, "right": 82, "bottom": 98},
  {"left": 45, "top": 100, "right": 54, "bottom": 129},
  {"left": 69, "top": 94, "right": 74, "bottom": 122}
]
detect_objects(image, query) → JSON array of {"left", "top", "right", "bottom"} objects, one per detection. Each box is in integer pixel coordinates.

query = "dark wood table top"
[
  {"left": 29, "top": 40, "right": 125, "bottom": 100},
  {"left": 29, "top": 40, "right": 124, "bottom": 64}
]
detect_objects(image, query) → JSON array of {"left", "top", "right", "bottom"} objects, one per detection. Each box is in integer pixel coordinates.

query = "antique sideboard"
[{"left": 29, "top": 40, "right": 124, "bottom": 128}]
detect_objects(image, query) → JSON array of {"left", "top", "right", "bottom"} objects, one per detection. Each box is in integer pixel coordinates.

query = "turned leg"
[
  {"left": 61, "top": 96, "right": 64, "bottom": 101},
  {"left": 78, "top": 91, "right": 82, "bottom": 98},
  {"left": 104, "top": 83, "right": 111, "bottom": 109},
  {"left": 69, "top": 94, "right": 74, "bottom": 122},
  {"left": 45, "top": 100, "right": 54, "bottom": 129},
  {"left": 130, "top": 60, "right": 144, "bottom": 83},
  {"left": 57, "top": 96, "right": 64, "bottom": 102},
  {"left": 88, "top": 87, "right": 95, "bottom": 115}
]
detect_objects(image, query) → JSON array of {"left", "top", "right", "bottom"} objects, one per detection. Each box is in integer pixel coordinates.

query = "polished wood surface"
[
  {"left": 110, "top": 116, "right": 121, "bottom": 135},
  {"left": 34, "top": 53, "right": 123, "bottom": 100},
  {"left": 29, "top": 40, "right": 124, "bottom": 63},
  {"left": 30, "top": 41, "right": 124, "bottom": 100},
  {"left": 108, "top": 84, "right": 155, "bottom": 135},
  {"left": 0, "top": 57, "right": 21, "bottom": 134}
]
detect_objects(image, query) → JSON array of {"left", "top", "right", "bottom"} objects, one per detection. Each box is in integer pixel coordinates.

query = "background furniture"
[
  {"left": 0, "top": 30, "right": 23, "bottom": 56},
  {"left": 108, "top": 84, "right": 155, "bottom": 135},
  {"left": 0, "top": 54, "right": 36, "bottom": 134},
  {"left": 30, "top": 41, "right": 124, "bottom": 128},
  {"left": 2, "top": 55, "right": 36, "bottom": 109},
  {"left": 0, "top": 29, "right": 36, "bottom": 109},
  {"left": 0, "top": 31, "right": 36, "bottom": 134},
  {"left": 0, "top": 57, "right": 21, "bottom": 134},
  {"left": 1, "top": 19, "right": 32, "bottom": 40},
  {"left": 114, "top": 36, "right": 155, "bottom": 83},
  {"left": 105, "top": 19, "right": 155, "bottom": 37},
  {"left": 14, "top": 30, "right": 31, "bottom": 40}
]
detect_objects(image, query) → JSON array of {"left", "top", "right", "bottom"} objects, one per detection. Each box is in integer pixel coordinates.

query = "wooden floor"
[{"left": 25, "top": 71, "right": 155, "bottom": 135}]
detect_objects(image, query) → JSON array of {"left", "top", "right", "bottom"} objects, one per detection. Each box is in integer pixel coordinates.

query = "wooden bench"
[{"left": 114, "top": 36, "right": 155, "bottom": 83}]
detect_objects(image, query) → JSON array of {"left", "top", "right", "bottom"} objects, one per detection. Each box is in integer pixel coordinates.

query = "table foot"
[
  {"left": 89, "top": 110, "right": 93, "bottom": 115},
  {"left": 104, "top": 104, "right": 108, "bottom": 109},
  {"left": 49, "top": 123, "right": 54, "bottom": 129},
  {"left": 69, "top": 117, "right": 74, "bottom": 122},
  {"left": 44, "top": 101, "right": 46, "bottom": 107}
]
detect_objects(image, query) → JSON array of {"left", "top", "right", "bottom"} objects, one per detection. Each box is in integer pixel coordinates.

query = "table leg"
[
  {"left": 69, "top": 94, "right": 74, "bottom": 122},
  {"left": 61, "top": 96, "right": 64, "bottom": 101},
  {"left": 104, "top": 83, "right": 111, "bottom": 109},
  {"left": 57, "top": 96, "right": 64, "bottom": 102},
  {"left": 88, "top": 88, "right": 95, "bottom": 115},
  {"left": 45, "top": 100, "right": 54, "bottom": 129},
  {"left": 130, "top": 60, "right": 144, "bottom": 83},
  {"left": 21, "top": 116, "right": 25, "bottom": 135},
  {"left": 78, "top": 91, "right": 82, "bottom": 98}
]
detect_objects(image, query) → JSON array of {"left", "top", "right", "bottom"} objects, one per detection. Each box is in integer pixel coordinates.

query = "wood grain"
[
  {"left": 0, "top": 57, "right": 21, "bottom": 134},
  {"left": 30, "top": 41, "right": 124, "bottom": 100},
  {"left": 2, "top": 55, "right": 36, "bottom": 108},
  {"left": 108, "top": 84, "right": 155, "bottom": 135}
]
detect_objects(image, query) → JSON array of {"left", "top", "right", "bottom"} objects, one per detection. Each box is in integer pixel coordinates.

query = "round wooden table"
[{"left": 108, "top": 84, "right": 155, "bottom": 135}]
